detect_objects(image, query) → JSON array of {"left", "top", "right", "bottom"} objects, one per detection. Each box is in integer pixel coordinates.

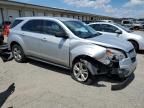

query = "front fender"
[{"left": 70, "top": 44, "right": 107, "bottom": 67}]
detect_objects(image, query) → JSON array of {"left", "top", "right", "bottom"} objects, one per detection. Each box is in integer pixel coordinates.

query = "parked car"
[
  {"left": 89, "top": 22, "right": 144, "bottom": 51},
  {"left": 121, "top": 20, "right": 143, "bottom": 30},
  {"left": 136, "top": 19, "right": 144, "bottom": 24},
  {"left": 136, "top": 19, "right": 144, "bottom": 29},
  {"left": 8, "top": 17, "right": 137, "bottom": 84},
  {"left": 121, "top": 20, "right": 133, "bottom": 28}
]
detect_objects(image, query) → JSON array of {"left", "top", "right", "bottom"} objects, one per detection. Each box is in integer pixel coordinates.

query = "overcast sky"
[{"left": 12, "top": 0, "right": 144, "bottom": 18}]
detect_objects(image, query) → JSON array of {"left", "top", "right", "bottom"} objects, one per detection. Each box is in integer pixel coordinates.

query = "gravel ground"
[{"left": 0, "top": 53, "right": 143, "bottom": 108}]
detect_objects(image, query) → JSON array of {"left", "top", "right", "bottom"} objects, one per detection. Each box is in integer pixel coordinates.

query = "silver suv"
[{"left": 8, "top": 17, "right": 137, "bottom": 84}]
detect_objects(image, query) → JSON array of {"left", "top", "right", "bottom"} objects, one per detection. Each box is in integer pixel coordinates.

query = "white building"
[{"left": 0, "top": 0, "right": 120, "bottom": 25}]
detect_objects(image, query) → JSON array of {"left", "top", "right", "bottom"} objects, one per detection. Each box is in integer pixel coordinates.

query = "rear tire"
[
  {"left": 12, "top": 44, "right": 26, "bottom": 63},
  {"left": 71, "top": 59, "right": 94, "bottom": 85}
]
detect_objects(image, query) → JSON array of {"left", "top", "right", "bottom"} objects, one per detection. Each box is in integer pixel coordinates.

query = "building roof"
[
  {"left": 16, "top": 16, "right": 78, "bottom": 22},
  {"left": 0, "top": 0, "right": 118, "bottom": 19}
]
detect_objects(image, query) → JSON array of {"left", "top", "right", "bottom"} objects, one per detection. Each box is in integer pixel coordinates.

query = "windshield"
[
  {"left": 63, "top": 21, "right": 101, "bottom": 38},
  {"left": 115, "top": 23, "right": 132, "bottom": 33}
]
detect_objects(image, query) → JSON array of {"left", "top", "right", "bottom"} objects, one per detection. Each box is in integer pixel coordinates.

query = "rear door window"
[
  {"left": 101, "top": 24, "right": 118, "bottom": 33},
  {"left": 11, "top": 20, "right": 23, "bottom": 28},
  {"left": 90, "top": 24, "right": 102, "bottom": 31},
  {"left": 22, "top": 20, "right": 43, "bottom": 33}
]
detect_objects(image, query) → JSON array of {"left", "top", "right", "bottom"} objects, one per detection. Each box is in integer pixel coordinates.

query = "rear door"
[{"left": 20, "top": 20, "right": 43, "bottom": 57}]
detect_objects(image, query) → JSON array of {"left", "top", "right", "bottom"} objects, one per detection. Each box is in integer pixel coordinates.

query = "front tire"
[
  {"left": 71, "top": 59, "right": 94, "bottom": 85},
  {"left": 12, "top": 44, "right": 26, "bottom": 63}
]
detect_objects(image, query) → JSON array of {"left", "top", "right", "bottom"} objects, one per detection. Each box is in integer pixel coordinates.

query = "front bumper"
[
  {"left": 110, "top": 54, "right": 137, "bottom": 78},
  {"left": 87, "top": 49, "right": 137, "bottom": 77},
  {"left": 118, "top": 57, "right": 137, "bottom": 78}
]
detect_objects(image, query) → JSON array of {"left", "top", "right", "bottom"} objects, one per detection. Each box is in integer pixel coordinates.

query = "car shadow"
[
  {"left": 0, "top": 83, "right": 15, "bottom": 108},
  {"left": 28, "top": 59, "right": 135, "bottom": 91},
  {"left": 93, "top": 73, "right": 135, "bottom": 91},
  {"left": 28, "top": 59, "right": 70, "bottom": 76}
]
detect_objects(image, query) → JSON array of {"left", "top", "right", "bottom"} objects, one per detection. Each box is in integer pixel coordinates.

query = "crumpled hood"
[{"left": 87, "top": 34, "right": 134, "bottom": 52}]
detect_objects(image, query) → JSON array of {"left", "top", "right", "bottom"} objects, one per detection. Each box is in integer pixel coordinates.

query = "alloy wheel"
[
  {"left": 13, "top": 47, "right": 22, "bottom": 61},
  {"left": 73, "top": 61, "right": 89, "bottom": 82}
]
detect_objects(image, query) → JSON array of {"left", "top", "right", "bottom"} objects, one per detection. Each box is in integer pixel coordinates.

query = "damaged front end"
[{"left": 88, "top": 48, "right": 137, "bottom": 78}]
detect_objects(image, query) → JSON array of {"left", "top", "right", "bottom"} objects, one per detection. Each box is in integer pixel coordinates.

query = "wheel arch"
[
  {"left": 10, "top": 41, "right": 21, "bottom": 50},
  {"left": 10, "top": 41, "right": 26, "bottom": 54},
  {"left": 72, "top": 55, "right": 97, "bottom": 66},
  {"left": 128, "top": 39, "right": 139, "bottom": 50},
  {"left": 71, "top": 55, "right": 102, "bottom": 75}
]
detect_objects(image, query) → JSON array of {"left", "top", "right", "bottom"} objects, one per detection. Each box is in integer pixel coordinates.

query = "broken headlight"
[{"left": 106, "top": 49, "right": 126, "bottom": 61}]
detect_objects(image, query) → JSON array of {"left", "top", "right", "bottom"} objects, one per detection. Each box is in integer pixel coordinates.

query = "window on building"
[
  {"left": 78, "top": 16, "right": 80, "bottom": 19},
  {"left": 82, "top": 16, "right": 84, "bottom": 21},
  {"left": 91, "top": 17, "right": 93, "bottom": 20}
]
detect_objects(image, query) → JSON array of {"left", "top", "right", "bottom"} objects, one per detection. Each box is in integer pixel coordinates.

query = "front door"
[{"left": 39, "top": 20, "right": 70, "bottom": 67}]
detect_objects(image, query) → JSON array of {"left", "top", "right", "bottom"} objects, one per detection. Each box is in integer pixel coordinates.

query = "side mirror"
[
  {"left": 115, "top": 30, "right": 122, "bottom": 34},
  {"left": 55, "top": 32, "right": 68, "bottom": 39}
]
